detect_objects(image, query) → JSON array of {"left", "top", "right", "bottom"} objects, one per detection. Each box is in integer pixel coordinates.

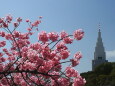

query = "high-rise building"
[{"left": 92, "top": 28, "right": 108, "bottom": 71}]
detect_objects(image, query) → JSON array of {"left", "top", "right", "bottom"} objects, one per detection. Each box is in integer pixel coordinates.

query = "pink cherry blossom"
[
  {"left": 13, "top": 22, "right": 19, "bottom": 27},
  {"left": 13, "top": 31, "right": 20, "bottom": 38},
  {"left": 74, "top": 29, "right": 84, "bottom": 40},
  {"left": 0, "top": 15, "right": 85, "bottom": 86},
  {"left": 63, "top": 37, "right": 73, "bottom": 44},
  {"left": 0, "top": 57, "right": 6, "bottom": 62},
  {"left": 73, "top": 76, "right": 86, "bottom": 86},
  {"left": 74, "top": 52, "right": 82, "bottom": 59},
  {"left": 41, "top": 48, "right": 52, "bottom": 59},
  {"left": 27, "top": 49, "right": 37, "bottom": 59},
  {"left": 6, "top": 14, "right": 12, "bottom": 23},
  {"left": 1, "top": 78, "right": 8, "bottom": 85},
  {"left": 70, "top": 59, "right": 80, "bottom": 67},
  {"left": 26, "top": 19, "right": 30, "bottom": 22},
  {"left": 2, "top": 48, "right": 8, "bottom": 53},
  {"left": 2, "top": 22, "right": 8, "bottom": 28},
  {"left": 29, "top": 42, "right": 42, "bottom": 50},
  {"left": 0, "top": 41, "right": 6, "bottom": 47},
  {"left": 56, "top": 42, "right": 68, "bottom": 51},
  {"left": 66, "top": 67, "right": 78, "bottom": 77},
  {"left": 60, "top": 31, "right": 68, "bottom": 38},
  {"left": 38, "top": 31, "right": 48, "bottom": 43},
  {"left": 57, "top": 78, "right": 70, "bottom": 86},
  {"left": 48, "top": 32, "right": 59, "bottom": 42},
  {"left": 16, "top": 17, "right": 22, "bottom": 22},
  {"left": 0, "top": 31, "right": 5, "bottom": 37},
  {"left": 20, "top": 81, "right": 27, "bottom": 86},
  {"left": 32, "top": 20, "right": 41, "bottom": 27},
  {"left": 60, "top": 50, "right": 70, "bottom": 59},
  {"left": 5, "top": 33, "right": 12, "bottom": 40},
  {"left": 8, "top": 56, "right": 15, "bottom": 61}
]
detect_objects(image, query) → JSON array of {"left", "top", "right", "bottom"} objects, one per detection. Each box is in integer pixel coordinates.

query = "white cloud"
[{"left": 106, "top": 50, "right": 115, "bottom": 58}]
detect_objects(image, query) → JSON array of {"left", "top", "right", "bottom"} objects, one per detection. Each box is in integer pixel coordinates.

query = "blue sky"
[{"left": 0, "top": 0, "right": 115, "bottom": 73}]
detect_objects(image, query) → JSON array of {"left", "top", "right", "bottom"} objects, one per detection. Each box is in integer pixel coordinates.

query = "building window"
[{"left": 98, "top": 57, "right": 102, "bottom": 60}]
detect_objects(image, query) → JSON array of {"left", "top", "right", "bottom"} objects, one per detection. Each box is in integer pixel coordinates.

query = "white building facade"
[{"left": 92, "top": 29, "right": 108, "bottom": 71}]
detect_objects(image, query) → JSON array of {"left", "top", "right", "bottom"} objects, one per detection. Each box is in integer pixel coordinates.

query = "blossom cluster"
[{"left": 0, "top": 15, "right": 85, "bottom": 86}]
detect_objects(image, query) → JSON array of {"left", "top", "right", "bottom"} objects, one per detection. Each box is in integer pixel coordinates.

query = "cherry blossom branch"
[
  {"left": 0, "top": 70, "right": 59, "bottom": 77},
  {"left": 0, "top": 15, "right": 86, "bottom": 86},
  {"left": 50, "top": 35, "right": 73, "bottom": 50}
]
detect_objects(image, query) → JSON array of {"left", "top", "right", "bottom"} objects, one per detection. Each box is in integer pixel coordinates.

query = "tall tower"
[{"left": 92, "top": 27, "right": 108, "bottom": 71}]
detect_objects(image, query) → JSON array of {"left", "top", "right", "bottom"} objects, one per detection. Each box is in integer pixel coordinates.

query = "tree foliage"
[{"left": 81, "top": 62, "right": 115, "bottom": 86}]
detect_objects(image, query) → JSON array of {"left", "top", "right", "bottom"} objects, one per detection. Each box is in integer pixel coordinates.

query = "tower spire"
[
  {"left": 92, "top": 24, "right": 108, "bottom": 71},
  {"left": 98, "top": 22, "right": 101, "bottom": 31},
  {"left": 97, "top": 23, "right": 102, "bottom": 47}
]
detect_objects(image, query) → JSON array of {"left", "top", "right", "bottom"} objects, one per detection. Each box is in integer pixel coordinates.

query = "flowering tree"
[{"left": 0, "top": 15, "right": 86, "bottom": 86}]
